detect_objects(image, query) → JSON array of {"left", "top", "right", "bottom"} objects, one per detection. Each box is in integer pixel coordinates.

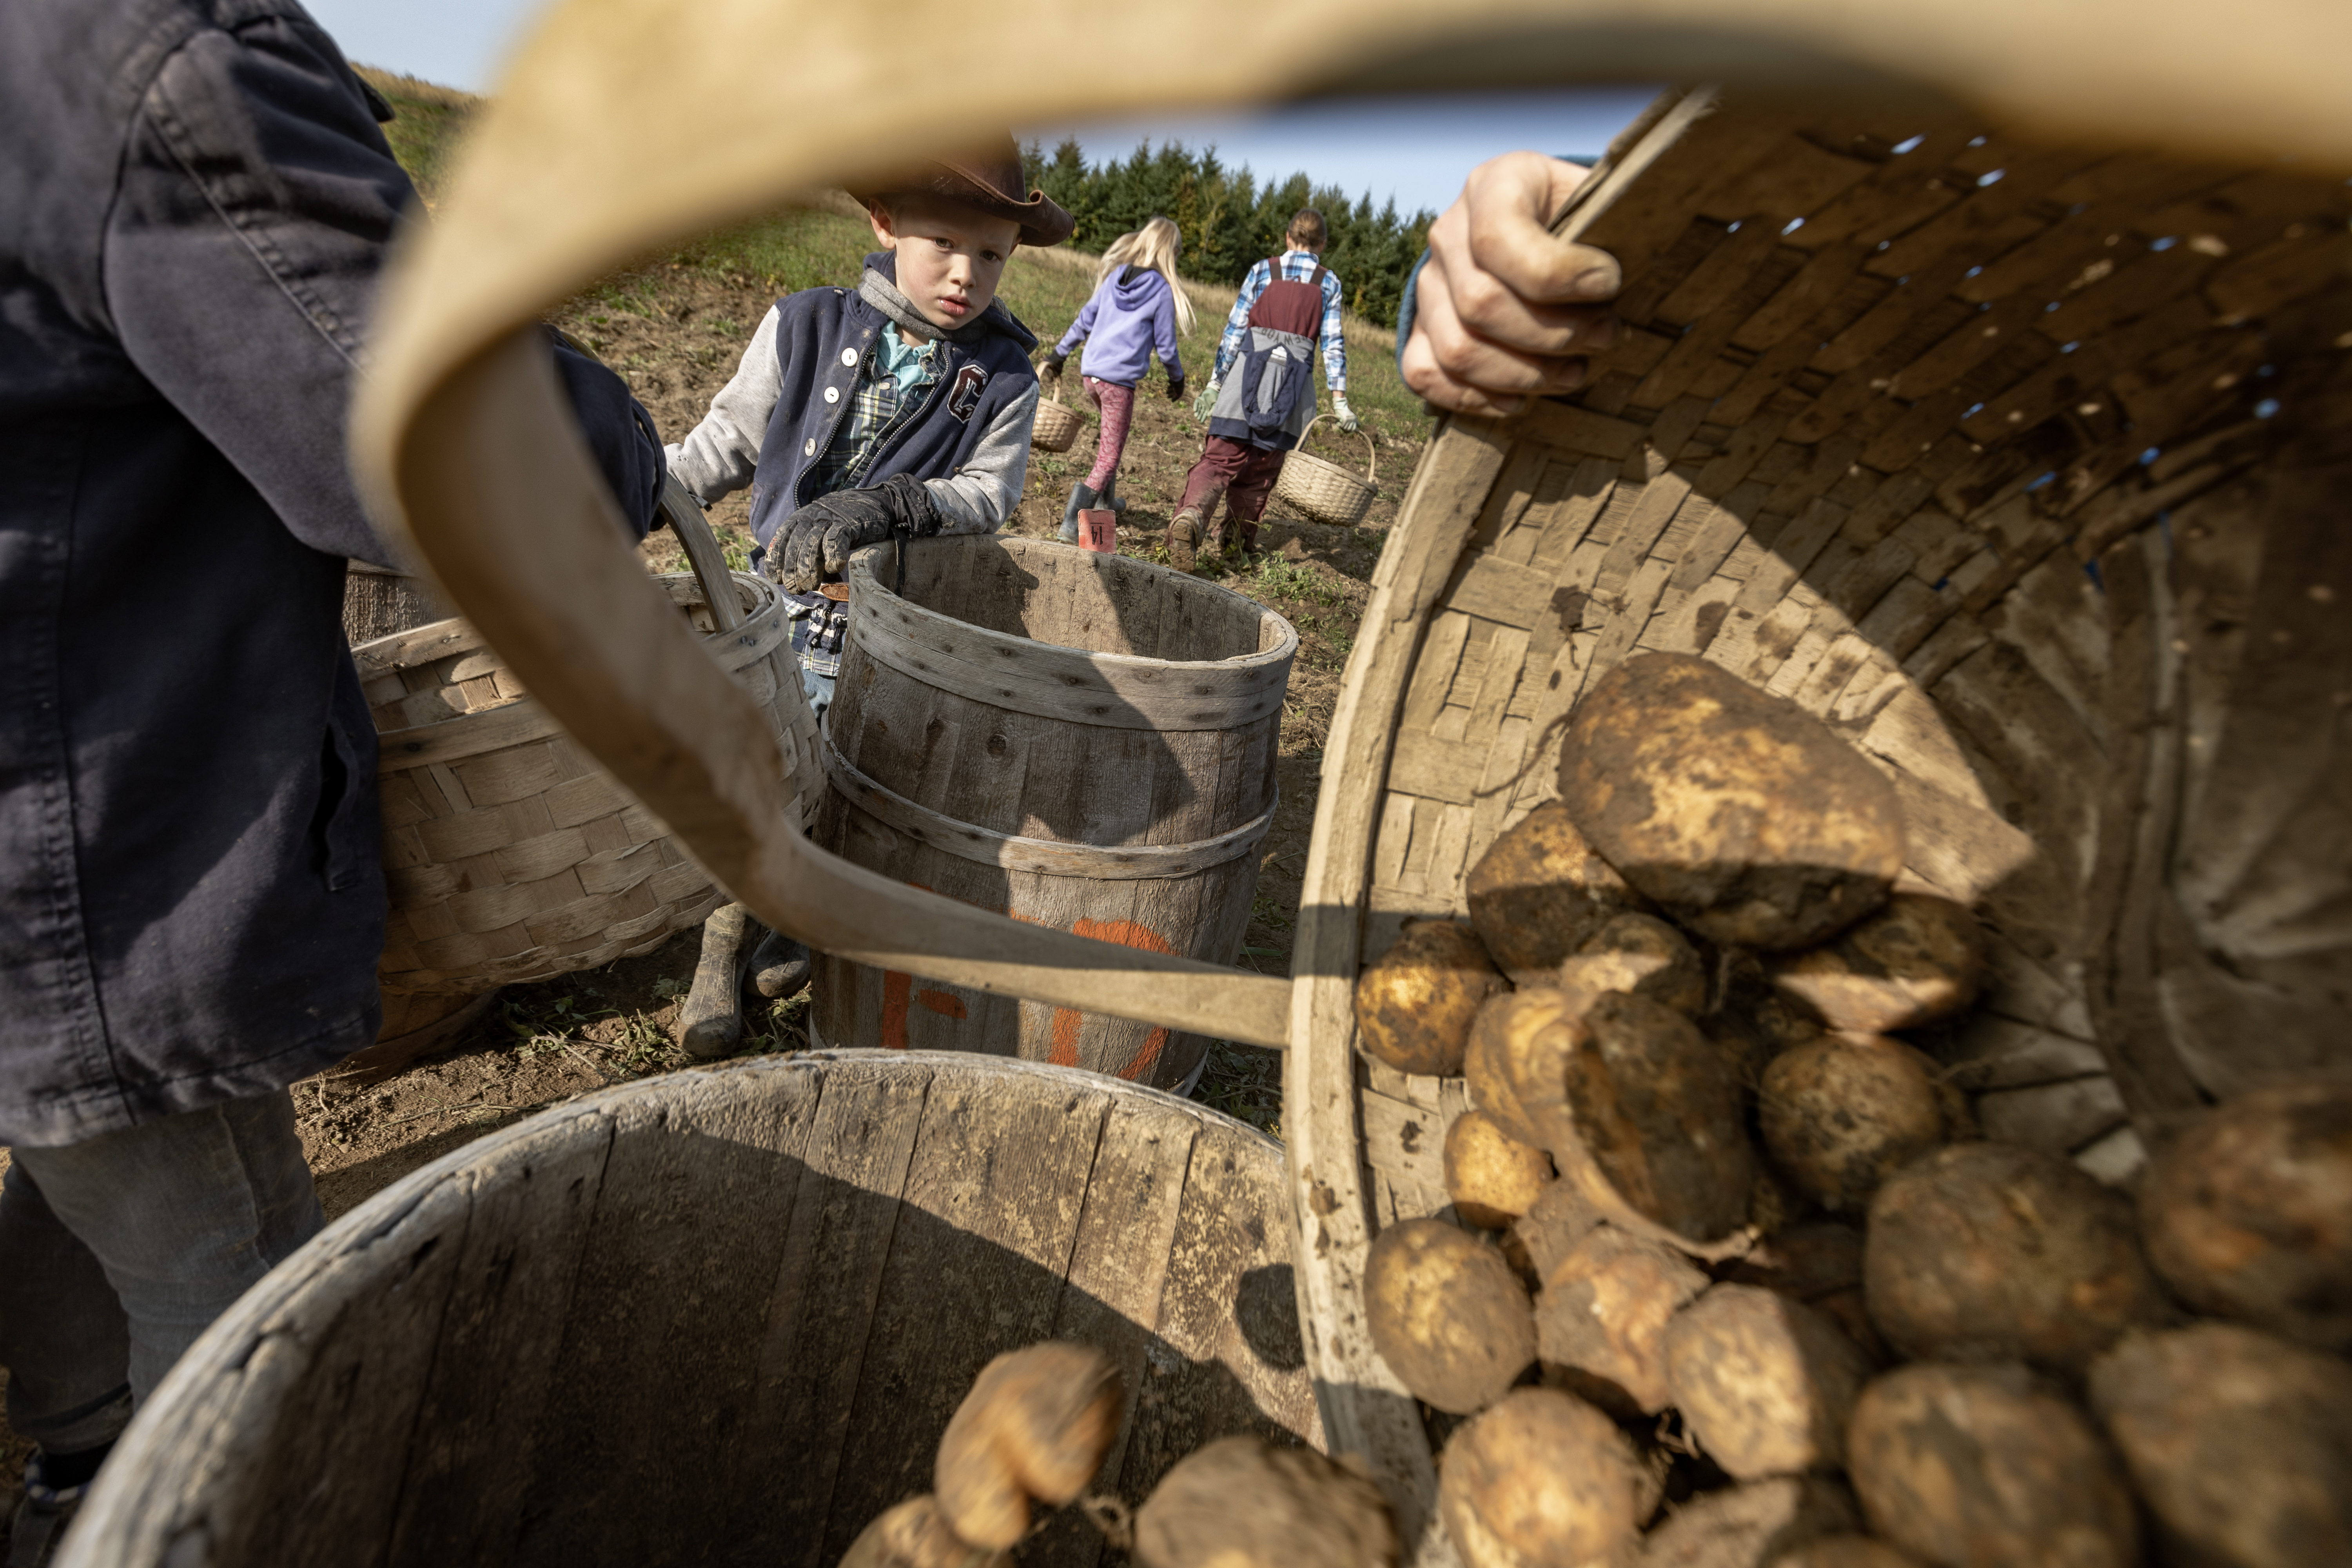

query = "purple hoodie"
[{"left": 1055, "top": 265, "right": 1184, "bottom": 388}]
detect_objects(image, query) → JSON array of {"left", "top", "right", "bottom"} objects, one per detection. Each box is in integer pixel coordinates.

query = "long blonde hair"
[{"left": 1097, "top": 216, "right": 1196, "bottom": 335}]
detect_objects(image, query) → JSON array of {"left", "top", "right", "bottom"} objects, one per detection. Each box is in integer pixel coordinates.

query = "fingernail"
[{"left": 1572, "top": 266, "right": 1619, "bottom": 299}]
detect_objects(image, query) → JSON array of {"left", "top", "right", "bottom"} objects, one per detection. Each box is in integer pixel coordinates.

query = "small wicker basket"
[
  {"left": 359, "top": 489, "right": 823, "bottom": 997},
  {"left": 1031, "top": 378, "right": 1086, "bottom": 453},
  {"left": 1271, "top": 415, "right": 1379, "bottom": 526}
]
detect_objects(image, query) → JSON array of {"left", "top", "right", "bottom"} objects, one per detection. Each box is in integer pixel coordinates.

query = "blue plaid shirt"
[
  {"left": 790, "top": 327, "right": 942, "bottom": 680},
  {"left": 1214, "top": 252, "right": 1347, "bottom": 393}
]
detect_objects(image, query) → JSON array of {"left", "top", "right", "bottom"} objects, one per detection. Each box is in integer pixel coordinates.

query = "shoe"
[
  {"left": 1060, "top": 482, "right": 1097, "bottom": 544},
  {"left": 1101, "top": 479, "right": 1128, "bottom": 515},
  {"left": 1165, "top": 509, "right": 1204, "bottom": 572},
  {"left": 677, "top": 902, "right": 753, "bottom": 1060},
  {"left": 746, "top": 927, "right": 811, "bottom": 999},
  {"left": 9, "top": 1444, "right": 111, "bottom": 1568}
]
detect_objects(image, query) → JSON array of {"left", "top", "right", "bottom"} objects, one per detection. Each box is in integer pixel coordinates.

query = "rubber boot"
[
  {"left": 746, "top": 926, "right": 812, "bottom": 999},
  {"left": 1166, "top": 508, "right": 1204, "bottom": 572},
  {"left": 1101, "top": 475, "right": 1128, "bottom": 515},
  {"left": 677, "top": 902, "right": 753, "bottom": 1059},
  {"left": 1060, "top": 481, "right": 1097, "bottom": 543}
]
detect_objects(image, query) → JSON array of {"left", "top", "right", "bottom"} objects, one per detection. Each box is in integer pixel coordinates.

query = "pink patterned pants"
[{"left": 1081, "top": 377, "right": 1135, "bottom": 492}]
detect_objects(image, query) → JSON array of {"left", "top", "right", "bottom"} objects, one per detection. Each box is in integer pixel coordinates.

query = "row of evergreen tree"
[{"left": 1021, "top": 138, "right": 1435, "bottom": 330}]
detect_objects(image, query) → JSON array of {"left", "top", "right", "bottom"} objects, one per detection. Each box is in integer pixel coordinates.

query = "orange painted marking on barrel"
[
  {"left": 880, "top": 882, "right": 938, "bottom": 1049},
  {"left": 1053, "top": 919, "right": 1176, "bottom": 1080},
  {"left": 916, "top": 990, "right": 967, "bottom": 1019}
]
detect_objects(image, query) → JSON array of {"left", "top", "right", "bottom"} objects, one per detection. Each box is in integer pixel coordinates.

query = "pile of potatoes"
[
  {"left": 1352, "top": 653, "right": 2352, "bottom": 1568},
  {"left": 844, "top": 1341, "right": 1403, "bottom": 1568}
]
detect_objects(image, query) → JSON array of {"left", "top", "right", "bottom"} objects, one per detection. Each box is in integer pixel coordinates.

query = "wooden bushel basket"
[
  {"left": 1032, "top": 378, "right": 1087, "bottom": 453},
  {"left": 362, "top": 485, "right": 825, "bottom": 998},
  {"left": 65, "top": 1053, "right": 1321, "bottom": 1568},
  {"left": 812, "top": 536, "right": 1296, "bottom": 1090},
  {"left": 1270, "top": 415, "right": 1381, "bottom": 527},
  {"left": 1284, "top": 89, "right": 2352, "bottom": 1553}
]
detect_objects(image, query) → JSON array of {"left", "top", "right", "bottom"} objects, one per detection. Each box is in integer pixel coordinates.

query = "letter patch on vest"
[{"left": 946, "top": 363, "right": 989, "bottom": 423}]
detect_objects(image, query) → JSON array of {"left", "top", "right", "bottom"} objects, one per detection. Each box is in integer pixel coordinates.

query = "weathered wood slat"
[{"left": 69, "top": 1055, "right": 1319, "bottom": 1568}]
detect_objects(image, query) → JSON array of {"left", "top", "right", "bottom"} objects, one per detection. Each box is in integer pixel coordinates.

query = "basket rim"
[{"left": 845, "top": 534, "right": 1298, "bottom": 679}]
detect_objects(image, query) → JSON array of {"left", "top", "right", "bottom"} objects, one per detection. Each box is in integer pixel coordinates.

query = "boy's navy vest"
[{"left": 744, "top": 252, "right": 1038, "bottom": 559}]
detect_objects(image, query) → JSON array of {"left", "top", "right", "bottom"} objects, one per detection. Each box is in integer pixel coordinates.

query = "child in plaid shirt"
[{"left": 665, "top": 136, "right": 1075, "bottom": 717}]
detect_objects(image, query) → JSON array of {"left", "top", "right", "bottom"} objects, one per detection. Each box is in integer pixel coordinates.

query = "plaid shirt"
[
  {"left": 787, "top": 329, "right": 942, "bottom": 680},
  {"left": 1214, "top": 252, "right": 1347, "bottom": 393}
]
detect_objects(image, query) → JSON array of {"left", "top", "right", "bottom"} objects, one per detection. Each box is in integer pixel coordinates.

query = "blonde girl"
[{"left": 1042, "top": 215, "right": 1192, "bottom": 539}]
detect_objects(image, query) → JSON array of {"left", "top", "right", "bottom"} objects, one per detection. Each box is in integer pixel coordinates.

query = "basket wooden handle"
[
  {"left": 1298, "top": 414, "right": 1378, "bottom": 485},
  {"left": 658, "top": 474, "right": 743, "bottom": 633}
]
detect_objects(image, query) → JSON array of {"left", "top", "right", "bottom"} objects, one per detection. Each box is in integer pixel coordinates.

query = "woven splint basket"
[
  {"left": 361, "top": 489, "right": 824, "bottom": 996},
  {"left": 1284, "top": 89, "right": 2352, "bottom": 1553},
  {"left": 1272, "top": 414, "right": 1381, "bottom": 526},
  {"left": 1031, "top": 378, "right": 1086, "bottom": 452}
]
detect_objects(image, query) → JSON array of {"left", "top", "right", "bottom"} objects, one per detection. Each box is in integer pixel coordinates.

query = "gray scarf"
[{"left": 859, "top": 266, "right": 998, "bottom": 349}]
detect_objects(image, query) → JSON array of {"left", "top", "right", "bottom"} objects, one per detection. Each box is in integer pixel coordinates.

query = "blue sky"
[{"left": 304, "top": 0, "right": 1656, "bottom": 216}]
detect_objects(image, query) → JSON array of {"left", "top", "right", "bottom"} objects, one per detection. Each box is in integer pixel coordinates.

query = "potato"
[
  {"left": 1510, "top": 1177, "right": 1606, "bottom": 1283},
  {"left": 1558, "top": 912, "right": 1708, "bottom": 1016},
  {"left": 2138, "top": 1079, "right": 2352, "bottom": 1352},
  {"left": 1848, "top": 1362, "right": 2139, "bottom": 1568},
  {"left": 1534, "top": 1225, "right": 1707, "bottom": 1415},
  {"left": 1759, "top": 1036, "right": 1945, "bottom": 1213},
  {"left": 1464, "top": 988, "right": 1588, "bottom": 1152},
  {"left": 1467, "top": 801, "right": 1654, "bottom": 983},
  {"left": 1447, "top": 1111, "right": 1557, "bottom": 1230},
  {"left": 1354, "top": 920, "right": 1505, "bottom": 1076},
  {"left": 1561, "top": 991, "right": 1755, "bottom": 1243},
  {"left": 935, "top": 1342, "right": 1124, "bottom": 1548},
  {"left": 2089, "top": 1323, "right": 2352, "bottom": 1568},
  {"left": 840, "top": 1497, "right": 1006, "bottom": 1568},
  {"left": 1365, "top": 1218, "right": 1536, "bottom": 1414},
  {"left": 1557, "top": 653, "right": 1904, "bottom": 951},
  {"left": 1767, "top": 1535, "right": 1922, "bottom": 1568},
  {"left": 1664, "top": 1285, "right": 1869, "bottom": 1481},
  {"left": 1769, "top": 895, "right": 1984, "bottom": 1033},
  {"left": 1132, "top": 1436, "right": 1399, "bottom": 1568},
  {"left": 1864, "top": 1142, "right": 2167, "bottom": 1371},
  {"left": 1638, "top": 1476, "right": 1860, "bottom": 1568},
  {"left": 1440, "top": 1388, "right": 1650, "bottom": 1568}
]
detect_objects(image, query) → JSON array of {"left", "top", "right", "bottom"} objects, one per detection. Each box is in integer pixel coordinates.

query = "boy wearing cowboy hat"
[{"left": 664, "top": 137, "right": 1072, "bottom": 1001}]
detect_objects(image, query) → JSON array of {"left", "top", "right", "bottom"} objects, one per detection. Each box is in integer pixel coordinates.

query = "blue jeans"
[{"left": 0, "top": 1089, "right": 321, "bottom": 1454}]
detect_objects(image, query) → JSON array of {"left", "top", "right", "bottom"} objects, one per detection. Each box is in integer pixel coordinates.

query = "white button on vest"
[
  {"left": 841, "top": 348, "right": 859, "bottom": 366},
  {"left": 803, "top": 438, "right": 817, "bottom": 456},
  {"left": 823, "top": 386, "right": 840, "bottom": 404}
]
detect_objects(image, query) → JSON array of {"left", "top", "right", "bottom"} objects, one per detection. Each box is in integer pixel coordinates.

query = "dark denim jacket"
[{"left": 0, "top": 0, "right": 665, "bottom": 1145}]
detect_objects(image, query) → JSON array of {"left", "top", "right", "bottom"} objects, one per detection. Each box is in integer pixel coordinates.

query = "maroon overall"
[{"left": 1176, "top": 259, "right": 1328, "bottom": 548}]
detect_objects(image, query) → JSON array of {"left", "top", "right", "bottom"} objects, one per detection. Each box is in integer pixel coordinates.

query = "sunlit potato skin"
[
  {"left": 1364, "top": 1217, "right": 1537, "bottom": 1415},
  {"left": 1446, "top": 1109, "right": 1557, "bottom": 1230},
  {"left": 1557, "top": 911, "right": 1706, "bottom": 1016},
  {"left": 1467, "top": 800, "right": 1654, "bottom": 984},
  {"left": 1558, "top": 653, "right": 1904, "bottom": 952},
  {"left": 1664, "top": 1284, "right": 1872, "bottom": 1482},
  {"left": 1354, "top": 919, "right": 1507, "bottom": 1076},
  {"left": 1759, "top": 1035, "right": 1947, "bottom": 1214},
  {"left": 1438, "top": 1387, "right": 1650, "bottom": 1568},
  {"left": 935, "top": 1342, "right": 1124, "bottom": 1549},
  {"left": 1132, "top": 1436, "right": 1401, "bottom": 1568},
  {"left": 1769, "top": 894, "right": 1985, "bottom": 1033}
]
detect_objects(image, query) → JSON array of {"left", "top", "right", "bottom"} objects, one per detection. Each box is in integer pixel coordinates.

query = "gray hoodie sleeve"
[
  {"left": 925, "top": 383, "right": 1036, "bottom": 534},
  {"left": 664, "top": 304, "right": 784, "bottom": 503}
]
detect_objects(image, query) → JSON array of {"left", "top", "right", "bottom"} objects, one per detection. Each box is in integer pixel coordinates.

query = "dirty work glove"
[
  {"left": 1040, "top": 349, "right": 1067, "bottom": 377},
  {"left": 1192, "top": 379, "right": 1221, "bottom": 421},
  {"left": 1165, "top": 374, "right": 1187, "bottom": 404},
  {"left": 1334, "top": 395, "right": 1360, "bottom": 434},
  {"left": 770, "top": 473, "right": 940, "bottom": 593}
]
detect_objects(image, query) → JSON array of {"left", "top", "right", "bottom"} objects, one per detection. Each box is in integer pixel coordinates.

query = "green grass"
[{"left": 355, "top": 66, "right": 1433, "bottom": 446}]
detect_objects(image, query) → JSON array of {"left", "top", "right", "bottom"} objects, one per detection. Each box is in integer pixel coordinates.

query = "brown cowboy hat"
[{"left": 848, "top": 134, "right": 1074, "bottom": 248}]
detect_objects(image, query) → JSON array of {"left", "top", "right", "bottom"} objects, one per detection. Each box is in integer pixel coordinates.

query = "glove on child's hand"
[
  {"left": 1334, "top": 395, "right": 1360, "bottom": 434},
  {"left": 1192, "top": 380, "right": 1220, "bottom": 421},
  {"left": 1166, "top": 376, "right": 1187, "bottom": 403},
  {"left": 770, "top": 473, "right": 940, "bottom": 594},
  {"left": 1040, "top": 350, "right": 1067, "bottom": 377}
]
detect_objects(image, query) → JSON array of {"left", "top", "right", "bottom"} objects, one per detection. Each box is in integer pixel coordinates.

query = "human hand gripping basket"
[
  {"left": 359, "top": 481, "right": 823, "bottom": 1002},
  {"left": 1271, "top": 414, "right": 1380, "bottom": 526},
  {"left": 1031, "top": 375, "right": 1086, "bottom": 453}
]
